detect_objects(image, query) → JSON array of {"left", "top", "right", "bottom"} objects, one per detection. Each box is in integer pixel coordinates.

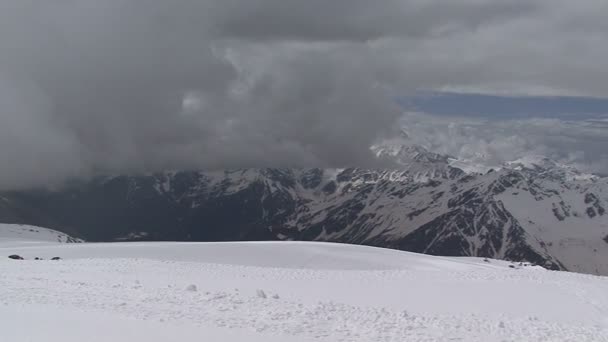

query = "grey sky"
[{"left": 0, "top": 0, "right": 607, "bottom": 189}]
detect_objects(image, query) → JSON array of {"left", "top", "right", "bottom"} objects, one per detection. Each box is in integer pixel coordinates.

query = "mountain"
[{"left": 1, "top": 144, "right": 607, "bottom": 275}]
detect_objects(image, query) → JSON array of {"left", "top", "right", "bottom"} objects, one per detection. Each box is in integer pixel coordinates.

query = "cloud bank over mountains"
[
  {"left": 0, "top": 0, "right": 607, "bottom": 188},
  {"left": 398, "top": 112, "right": 608, "bottom": 175}
]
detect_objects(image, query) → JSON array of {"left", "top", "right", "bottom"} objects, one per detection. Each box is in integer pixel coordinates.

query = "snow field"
[{"left": 2, "top": 239, "right": 608, "bottom": 341}]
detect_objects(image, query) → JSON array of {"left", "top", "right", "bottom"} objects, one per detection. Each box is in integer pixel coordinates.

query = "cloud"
[
  {"left": 0, "top": 77, "right": 83, "bottom": 188},
  {"left": 398, "top": 112, "right": 608, "bottom": 175},
  {"left": 0, "top": 0, "right": 607, "bottom": 188},
  {"left": 213, "top": 0, "right": 535, "bottom": 42}
]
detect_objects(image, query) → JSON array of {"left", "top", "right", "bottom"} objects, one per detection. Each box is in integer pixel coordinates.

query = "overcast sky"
[{"left": 1, "top": 0, "right": 608, "bottom": 189}]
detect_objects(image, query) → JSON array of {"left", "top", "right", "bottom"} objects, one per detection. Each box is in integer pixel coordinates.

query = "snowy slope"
[
  {"left": 2, "top": 240, "right": 608, "bottom": 341},
  {"left": 498, "top": 183, "right": 608, "bottom": 275},
  {"left": 0, "top": 223, "right": 83, "bottom": 247}
]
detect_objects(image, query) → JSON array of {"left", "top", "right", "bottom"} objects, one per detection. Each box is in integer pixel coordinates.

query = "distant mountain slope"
[
  {"left": 0, "top": 223, "right": 83, "bottom": 246},
  {"left": 1, "top": 145, "right": 607, "bottom": 275}
]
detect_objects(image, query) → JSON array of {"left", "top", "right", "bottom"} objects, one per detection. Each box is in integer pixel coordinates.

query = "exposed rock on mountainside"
[{"left": 1, "top": 145, "right": 607, "bottom": 275}]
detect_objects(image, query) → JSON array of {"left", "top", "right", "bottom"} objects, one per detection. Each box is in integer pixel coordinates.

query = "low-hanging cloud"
[
  {"left": 0, "top": 0, "right": 607, "bottom": 189},
  {"left": 398, "top": 112, "right": 608, "bottom": 175}
]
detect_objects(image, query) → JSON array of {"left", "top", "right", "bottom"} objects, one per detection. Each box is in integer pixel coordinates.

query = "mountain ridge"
[{"left": 1, "top": 144, "right": 607, "bottom": 275}]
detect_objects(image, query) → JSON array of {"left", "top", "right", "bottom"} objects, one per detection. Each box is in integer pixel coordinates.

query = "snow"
[
  {"left": 2, "top": 231, "right": 608, "bottom": 342},
  {"left": 447, "top": 157, "right": 496, "bottom": 174},
  {"left": 4, "top": 304, "right": 311, "bottom": 342},
  {"left": 0, "top": 223, "right": 83, "bottom": 247},
  {"left": 498, "top": 188, "right": 608, "bottom": 275}
]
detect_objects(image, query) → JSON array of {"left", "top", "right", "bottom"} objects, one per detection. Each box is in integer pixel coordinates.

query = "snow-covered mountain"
[
  {"left": 372, "top": 141, "right": 465, "bottom": 181},
  {"left": 1, "top": 144, "right": 607, "bottom": 275}
]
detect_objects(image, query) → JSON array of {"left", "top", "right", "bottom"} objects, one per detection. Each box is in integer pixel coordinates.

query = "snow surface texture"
[{"left": 2, "top": 231, "right": 608, "bottom": 342}]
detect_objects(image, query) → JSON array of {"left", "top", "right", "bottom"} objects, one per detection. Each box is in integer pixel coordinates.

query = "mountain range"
[{"left": 1, "top": 142, "right": 607, "bottom": 275}]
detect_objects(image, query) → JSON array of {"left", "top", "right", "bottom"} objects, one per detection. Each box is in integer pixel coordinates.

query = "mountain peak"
[{"left": 372, "top": 142, "right": 450, "bottom": 165}]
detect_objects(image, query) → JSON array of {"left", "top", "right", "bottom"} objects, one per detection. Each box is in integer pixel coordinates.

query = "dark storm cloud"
[
  {"left": 0, "top": 0, "right": 607, "bottom": 189},
  {"left": 213, "top": 0, "right": 536, "bottom": 41}
]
